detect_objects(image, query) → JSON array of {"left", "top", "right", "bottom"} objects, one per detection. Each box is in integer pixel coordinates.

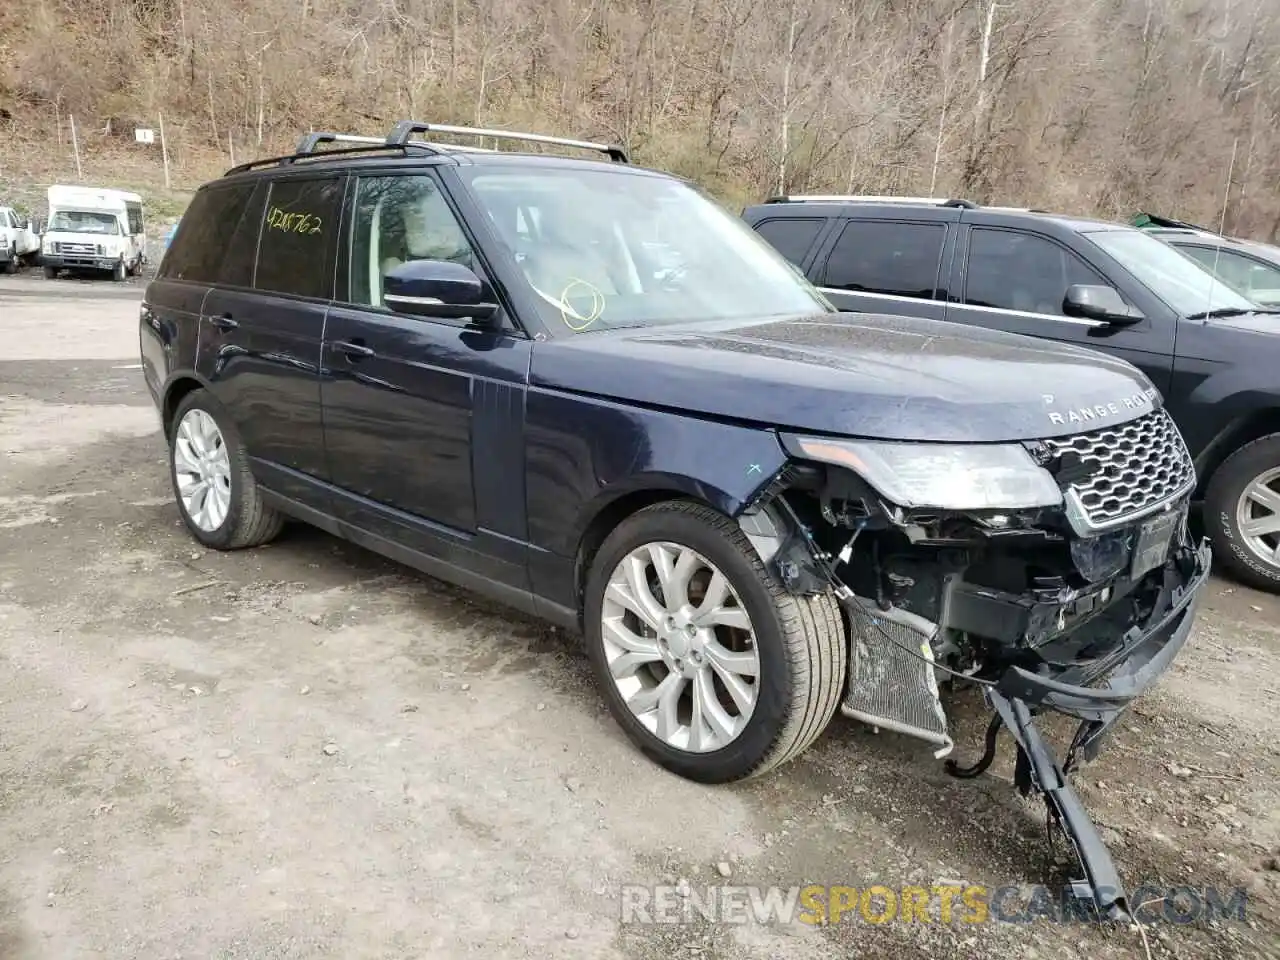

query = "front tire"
[
  {"left": 168, "top": 389, "right": 284, "bottom": 550},
  {"left": 43, "top": 265, "right": 57, "bottom": 280},
  {"left": 583, "top": 500, "right": 846, "bottom": 783},
  {"left": 1205, "top": 433, "right": 1280, "bottom": 593}
]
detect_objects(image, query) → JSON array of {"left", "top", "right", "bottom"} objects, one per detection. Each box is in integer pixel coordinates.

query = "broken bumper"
[
  {"left": 958, "top": 539, "right": 1212, "bottom": 921},
  {"left": 999, "top": 537, "right": 1211, "bottom": 767}
]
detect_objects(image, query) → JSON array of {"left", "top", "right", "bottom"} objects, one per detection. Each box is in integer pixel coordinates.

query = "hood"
[
  {"left": 529, "top": 313, "right": 1161, "bottom": 442},
  {"left": 1207, "top": 312, "right": 1280, "bottom": 336}
]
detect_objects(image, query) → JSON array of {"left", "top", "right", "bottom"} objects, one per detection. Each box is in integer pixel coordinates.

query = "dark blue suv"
[{"left": 141, "top": 121, "right": 1211, "bottom": 918}]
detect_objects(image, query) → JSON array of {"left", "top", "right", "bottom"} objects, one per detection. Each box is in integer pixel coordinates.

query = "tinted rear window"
[
  {"left": 753, "top": 217, "right": 825, "bottom": 268},
  {"left": 253, "top": 177, "right": 344, "bottom": 299},
  {"left": 822, "top": 220, "right": 947, "bottom": 299},
  {"left": 159, "top": 185, "right": 253, "bottom": 283},
  {"left": 216, "top": 182, "right": 268, "bottom": 288}
]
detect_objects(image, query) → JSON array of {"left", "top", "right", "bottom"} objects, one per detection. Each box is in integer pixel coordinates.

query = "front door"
[
  {"left": 943, "top": 225, "right": 1177, "bottom": 396},
  {"left": 320, "top": 170, "right": 532, "bottom": 591}
]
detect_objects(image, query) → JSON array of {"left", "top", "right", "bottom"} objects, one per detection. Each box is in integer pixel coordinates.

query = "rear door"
[
  {"left": 198, "top": 174, "right": 343, "bottom": 509},
  {"left": 142, "top": 184, "right": 246, "bottom": 413},
  {"left": 810, "top": 215, "right": 955, "bottom": 320},
  {"left": 944, "top": 224, "right": 1176, "bottom": 393}
]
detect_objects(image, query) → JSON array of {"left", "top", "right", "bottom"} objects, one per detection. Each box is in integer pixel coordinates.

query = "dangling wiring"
[{"left": 773, "top": 495, "right": 998, "bottom": 689}]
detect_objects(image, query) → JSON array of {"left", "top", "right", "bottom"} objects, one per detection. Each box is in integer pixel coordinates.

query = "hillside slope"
[{"left": 2, "top": 0, "right": 1279, "bottom": 235}]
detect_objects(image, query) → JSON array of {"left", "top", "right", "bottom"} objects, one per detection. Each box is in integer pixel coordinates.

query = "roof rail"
[
  {"left": 295, "top": 131, "right": 499, "bottom": 156},
  {"left": 766, "top": 194, "right": 978, "bottom": 209},
  {"left": 295, "top": 132, "right": 386, "bottom": 153},
  {"left": 385, "top": 120, "right": 629, "bottom": 163},
  {"left": 223, "top": 142, "right": 429, "bottom": 177},
  {"left": 224, "top": 121, "right": 627, "bottom": 178}
]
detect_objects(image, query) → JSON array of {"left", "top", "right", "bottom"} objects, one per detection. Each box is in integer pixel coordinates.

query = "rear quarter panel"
[{"left": 139, "top": 279, "right": 209, "bottom": 416}]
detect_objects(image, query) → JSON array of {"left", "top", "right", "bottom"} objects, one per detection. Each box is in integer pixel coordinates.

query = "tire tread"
[{"left": 1204, "top": 432, "right": 1280, "bottom": 593}]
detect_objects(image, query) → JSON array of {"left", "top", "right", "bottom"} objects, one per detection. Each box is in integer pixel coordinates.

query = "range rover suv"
[
  {"left": 743, "top": 195, "right": 1280, "bottom": 594},
  {"left": 141, "top": 123, "right": 1210, "bottom": 919}
]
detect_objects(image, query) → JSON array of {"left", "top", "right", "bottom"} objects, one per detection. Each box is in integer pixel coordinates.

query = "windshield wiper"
[{"left": 1185, "top": 307, "right": 1260, "bottom": 320}]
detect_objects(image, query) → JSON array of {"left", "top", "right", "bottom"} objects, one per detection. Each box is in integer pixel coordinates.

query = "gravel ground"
[{"left": 1, "top": 271, "right": 1278, "bottom": 960}]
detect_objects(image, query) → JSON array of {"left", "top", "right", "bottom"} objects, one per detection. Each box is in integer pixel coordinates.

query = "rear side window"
[
  {"left": 159, "top": 186, "right": 253, "bottom": 283},
  {"left": 216, "top": 182, "right": 268, "bottom": 288},
  {"left": 754, "top": 217, "right": 825, "bottom": 268},
  {"left": 822, "top": 220, "right": 947, "bottom": 298},
  {"left": 253, "top": 177, "right": 344, "bottom": 299}
]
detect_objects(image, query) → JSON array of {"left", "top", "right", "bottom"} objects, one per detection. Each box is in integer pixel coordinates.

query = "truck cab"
[
  {"left": 0, "top": 206, "right": 40, "bottom": 272},
  {"left": 41, "top": 185, "right": 146, "bottom": 281}
]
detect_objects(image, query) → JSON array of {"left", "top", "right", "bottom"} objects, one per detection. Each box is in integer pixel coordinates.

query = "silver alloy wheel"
[
  {"left": 600, "top": 541, "right": 761, "bottom": 753},
  {"left": 173, "top": 408, "right": 232, "bottom": 533},
  {"left": 1236, "top": 466, "right": 1280, "bottom": 569}
]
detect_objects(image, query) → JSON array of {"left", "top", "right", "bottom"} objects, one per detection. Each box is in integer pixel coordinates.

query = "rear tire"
[
  {"left": 0, "top": 259, "right": 14, "bottom": 275},
  {"left": 583, "top": 499, "right": 846, "bottom": 783},
  {"left": 1204, "top": 433, "right": 1280, "bottom": 594},
  {"left": 168, "top": 389, "right": 284, "bottom": 550}
]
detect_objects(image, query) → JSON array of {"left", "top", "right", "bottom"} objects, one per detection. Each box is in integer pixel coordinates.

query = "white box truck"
[{"left": 41, "top": 185, "right": 146, "bottom": 281}]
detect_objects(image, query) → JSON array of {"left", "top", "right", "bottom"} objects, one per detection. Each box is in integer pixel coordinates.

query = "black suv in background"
[
  {"left": 743, "top": 195, "right": 1280, "bottom": 594},
  {"left": 142, "top": 128, "right": 1211, "bottom": 916}
]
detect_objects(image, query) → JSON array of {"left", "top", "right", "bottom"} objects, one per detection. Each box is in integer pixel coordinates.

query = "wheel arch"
[
  {"left": 571, "top": 477, "right": 739, "bottom": 621},
  {"left": 160, "top": 373, "right": 215, "bottom": 441},
  {"left": 1193, "top": 407, "right": 1280, "bottom": 496}
]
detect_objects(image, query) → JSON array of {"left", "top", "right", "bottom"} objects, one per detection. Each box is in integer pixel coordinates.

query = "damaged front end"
[{"left": 740, "top": 409, "right": 1212, "bottom": 921}]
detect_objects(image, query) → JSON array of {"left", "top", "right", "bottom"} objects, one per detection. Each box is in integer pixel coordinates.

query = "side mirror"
[
  {"left": 383, "top": 259, "right": 500, "bottom": 324},
  {"left": 1063, "top": 283, "right": 1144, "bottom": 326}
]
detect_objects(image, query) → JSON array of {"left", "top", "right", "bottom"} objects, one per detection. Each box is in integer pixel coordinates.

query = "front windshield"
[
  {"left": 48, "top": 211, "right": 119, "bottom": 235},
  {"left": 457, "top": 166, "right": 833, "bottom": 334},
  {"left": 1086, "top": 228, "right": 1257, "bottom": 317}
]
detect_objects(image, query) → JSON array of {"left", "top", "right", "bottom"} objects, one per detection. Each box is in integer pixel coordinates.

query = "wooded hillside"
[{"left": 2, "top": 0, "right": 1278, "bottom": 236}]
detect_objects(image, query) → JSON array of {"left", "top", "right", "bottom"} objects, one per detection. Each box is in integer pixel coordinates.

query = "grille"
[
  {"left": 56, "top": 242, "right": 95, "bottom": 254},
  {"left": 1044, "top": 409, "right": 1194, "bottom": 530}
]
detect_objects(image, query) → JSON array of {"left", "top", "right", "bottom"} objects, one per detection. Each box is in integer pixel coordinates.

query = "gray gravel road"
[{"left": 1, "top": 272, "right": 1277, "bottom": 960}]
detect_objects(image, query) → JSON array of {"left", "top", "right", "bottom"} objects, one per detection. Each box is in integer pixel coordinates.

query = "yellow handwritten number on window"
[{"left": 265, "top": 206, "right": 323, "bottom": 236}]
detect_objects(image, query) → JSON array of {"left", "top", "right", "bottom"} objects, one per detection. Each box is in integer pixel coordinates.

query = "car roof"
[
  {"left": 1154, "top": 229, "right": 1280, "bottom": 259},
  {"left": 741, "top": 196, "right": 1138, "bottom": 233}
]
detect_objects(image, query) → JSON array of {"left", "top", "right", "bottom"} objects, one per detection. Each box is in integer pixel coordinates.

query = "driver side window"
[{"left": 348, "top": 174, "right": 476, "bottom": 308}]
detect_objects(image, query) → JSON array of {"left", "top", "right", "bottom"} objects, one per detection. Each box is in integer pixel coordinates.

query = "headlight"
[{"left": 784, "top": 436, "right": 1063, "bottom": 511}]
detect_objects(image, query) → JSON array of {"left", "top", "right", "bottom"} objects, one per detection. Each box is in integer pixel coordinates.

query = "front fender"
[
  {"left": 524, "top": 388, "right": 792, "bottom": 560},
  {"left": 1176, "top": 379, "right": 1280, "bottom": 472}
]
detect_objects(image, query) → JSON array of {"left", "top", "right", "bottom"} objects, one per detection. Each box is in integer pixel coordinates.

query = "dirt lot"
[{"left": 1, "top": 272, "right": 1278, "bottom": 960}]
